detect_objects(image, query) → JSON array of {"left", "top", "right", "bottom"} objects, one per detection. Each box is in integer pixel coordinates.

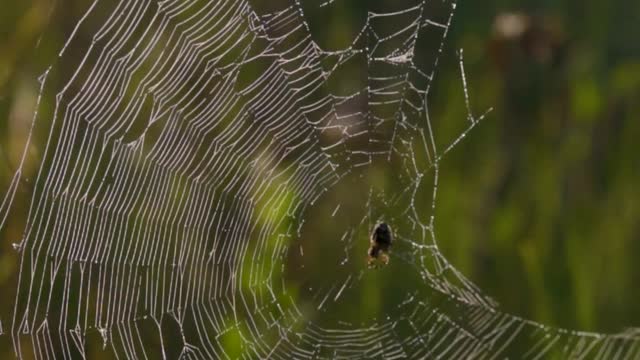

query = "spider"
[{"left": 367, "top": 222, "right": 393, "bottom": 267}]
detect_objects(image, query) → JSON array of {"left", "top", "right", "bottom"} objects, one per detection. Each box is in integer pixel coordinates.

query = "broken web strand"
[{"left": 0, "top": 0, "right": 639, "bottom": 359}]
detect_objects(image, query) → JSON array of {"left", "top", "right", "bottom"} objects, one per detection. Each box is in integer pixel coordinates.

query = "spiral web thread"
[{"left": 1, "top": 0, "right": 640, "bottom": 358}]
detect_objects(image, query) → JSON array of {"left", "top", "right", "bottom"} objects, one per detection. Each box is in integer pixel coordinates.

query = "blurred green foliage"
[{"left": 435, "top": 0, "right": 640, "bottom": 333}]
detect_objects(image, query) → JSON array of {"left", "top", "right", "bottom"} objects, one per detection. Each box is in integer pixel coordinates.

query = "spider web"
[{"left": 1, "top": 0, "right": 639, "bottom": 358}]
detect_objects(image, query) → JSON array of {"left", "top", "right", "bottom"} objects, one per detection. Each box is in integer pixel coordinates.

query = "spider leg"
[{"left": 367, "top": 256, "right": 377, "bottom": 268}]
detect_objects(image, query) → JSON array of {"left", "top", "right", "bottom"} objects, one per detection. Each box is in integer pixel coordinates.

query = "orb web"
[{"left": 1, "top": 0, "right": 639, "bottom": 358}]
